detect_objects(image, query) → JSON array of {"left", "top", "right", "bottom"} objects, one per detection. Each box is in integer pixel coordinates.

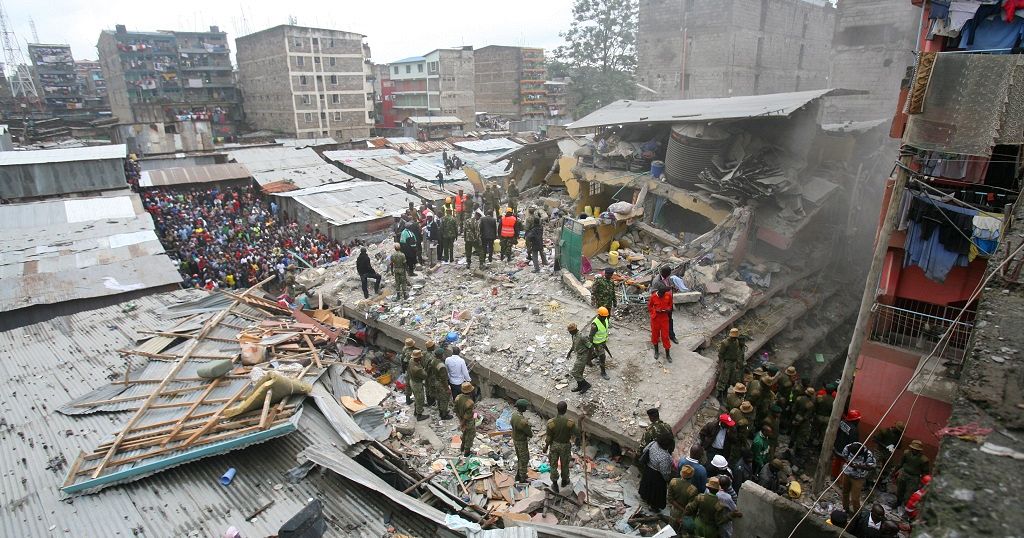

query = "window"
[
  {"left": 319, "top": 94, "right": 326, "bottom": 101},
  {"left": 320, "top": 112, "right": 326, "bottom": 120},
  {"left": 297, "top": 56, "right": 304, "bottom": 67},
  {"left": 417, "top": 63, "right": 423, "bottom": 73},
  {"left": 316, "top": 75, "right": 323, "bottom": 84},
  {"left": 332, "top": 94, "right": 339, "bottom": 104},
  {"left": 300, "top": 75, "right": 307, "bottom": 85},
  {"left": 589, "top": 181, "right": 601, "bottom": 196},
  {"left": 312, "top": 38, "right": 319, "bottom": 46},
  {"left": 294, "top": 38, "right": 303, "bottom": 47},
  {"left": 393, "top": 66, "right": 399, "bottom": 75},
  {"left": 333, "top": 112, "right": 341, "bottom": 121},
  {"left": 322, "top": 130, "right": 328, "bottom": 136},
  {"left": 329, "top": 57, "right": 336, "bottom": 67},
  {"left": 329, "top": 39, "right": 335, "bottom": 48},
  {"left": 304, "top": 112, "right": 312, "bottom": 122},
  {"left": 314, "top": 56, "right": 321, "bottom": 64},
  {"left": 405, "top": 65, "right": 411, "bottom": 74},
  {"left": 428, "top": 61, "right": 439, "bottom": 74},
  {"left": 330, "top": 74, "right": 338, "bottom": 84},
  {"left": 302, "top": 95, "right": 310, "bottom": 104}
]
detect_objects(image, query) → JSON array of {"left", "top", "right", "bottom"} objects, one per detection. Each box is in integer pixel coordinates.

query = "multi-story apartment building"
[
  {"left": 637, "top": 0, "right": 835, "bottom": 99},
  {"left": 74, "top": 60, "right": 109, "bottom": 114},
  {"left": 236, "top": 25, "right": 374, "bottom": 141},
  {"left": 375, "top": 47, "right": 475, "bottom": 130},
  {"left": 97, "top": 25, "right": 240, "bottom": 140},
  {"left": 474, "top": 45, "right": 557, "bottom": 120},
  {"left": 27, "top": 44, "right": 85, "bottom": 118},
  {"left": 544, "top": 79, "right": 572, "bottom": 120},
  {"left": 841, "top": 1, "right": 1022, "bottom": 461}
]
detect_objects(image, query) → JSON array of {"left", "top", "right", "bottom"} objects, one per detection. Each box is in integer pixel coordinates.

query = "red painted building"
[{"left": 849, "top": 1, "right": 1021, "bottom": 458}]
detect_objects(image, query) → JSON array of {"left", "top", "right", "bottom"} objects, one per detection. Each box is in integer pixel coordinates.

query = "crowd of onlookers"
[{"left": 141, "top": 185, "right": 360, "bottom": 290}]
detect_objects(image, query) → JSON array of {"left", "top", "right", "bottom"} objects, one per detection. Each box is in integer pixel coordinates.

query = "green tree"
[{"left": 554, "top": 0, "right": 638, "bottom": 117}]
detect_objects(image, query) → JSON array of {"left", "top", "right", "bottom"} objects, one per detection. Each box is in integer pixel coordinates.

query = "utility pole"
[
  {"left": 812, "top": 153, "right": 911, "bottom": 493},
  {"left": 28, "top": 17, "right": 38, "bottom": 43}
]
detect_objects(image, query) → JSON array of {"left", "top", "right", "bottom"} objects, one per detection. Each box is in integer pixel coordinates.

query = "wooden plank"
[
  {"left": 92, "top": 404, "right": 299, "bottom": 450},
  {"left": 71, "top": 384, "right": 209, "bottom": 408},
  {"left": 258, "top": 390, "right": 273, "bottom": 430},
  {"left": 303, "top": 334, "right": 322, "bottom": 369},
  {"left": 139, "top": 330, "right": 240, "bottom": 344},
  {"left": 180, "top": 382, "right": 251, "bottom": 448},
  {"left": 160, "top": 378, "right": 222, "bottom": 448},
  {"left": 87, "top": 276, "right": 273, "bottom": 480}
]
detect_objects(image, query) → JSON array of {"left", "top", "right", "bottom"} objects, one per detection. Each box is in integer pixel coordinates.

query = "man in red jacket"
[{"left": 649, "top": 287, "right": 674, "bottom": 362}]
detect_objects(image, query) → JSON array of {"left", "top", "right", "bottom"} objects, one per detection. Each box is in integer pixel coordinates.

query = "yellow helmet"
[
  {"left": 597, "top": 306, "right": 609, "bottom": 317},
  {"left": 445, "top": 197, "right": 452, "bottom": 203},
  {"left": 506, "top": 207, "right": 514, "bottom": 213}
]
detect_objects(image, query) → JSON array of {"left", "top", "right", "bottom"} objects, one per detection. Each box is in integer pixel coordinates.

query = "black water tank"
[{"left": 664, "top": 124, "right": 730, "bottom": 188}]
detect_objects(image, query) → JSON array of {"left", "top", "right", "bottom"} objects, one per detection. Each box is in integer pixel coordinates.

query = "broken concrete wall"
[{"left": 735, "top": 481, "right": 853, "bottom": 538}]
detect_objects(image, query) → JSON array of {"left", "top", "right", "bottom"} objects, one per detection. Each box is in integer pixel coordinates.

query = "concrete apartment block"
[
  {"left": 380, "top": 47, "right": 476, "bottom": 128},
  {"left": 638, "top": 0, "right": 835, "bottom": 99},
  {"left": 826, "top": 0, "right": 920, "bottom": 122},
  {"left": 236, "top": 25, "right": 373, "bottom": 141}
]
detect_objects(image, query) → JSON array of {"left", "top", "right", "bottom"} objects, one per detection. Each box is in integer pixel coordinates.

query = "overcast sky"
[{"left": 8, "top": 0, "right": 575, "bottom": 64}]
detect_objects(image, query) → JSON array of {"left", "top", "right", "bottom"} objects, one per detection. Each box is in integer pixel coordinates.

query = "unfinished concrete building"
[
  {"left": 637, "top": 0, "right": 836, "bottom": 99},
  {"left": 474, "top": 45, "right": 553, "bottom": 120},
  {"left": 97, "top": 25, "right": 241, "bottom": 140},
  {"left": 825, "top": 0, "right": 921, "bottom": 122},
  {"left": 376, "top": 48, "right": 476, "bottom": 131},
  {"left": 235, "top": 25, "right": 374, "bottom": 141}
]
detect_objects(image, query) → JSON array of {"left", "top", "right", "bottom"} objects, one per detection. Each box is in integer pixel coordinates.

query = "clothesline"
[{"left": 908, "top": 177, "right": 992, "bottom": 213}]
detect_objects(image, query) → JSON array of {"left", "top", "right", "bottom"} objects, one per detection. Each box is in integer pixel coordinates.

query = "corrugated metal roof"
[
  {"left": 275, "top": 137, "right": 337, "bottom": 147},
  {"left": 391, "top": 56, "right": 426, "bottom": 63},
  {"left": 0, "top": 192, "right": 181, "bottom": 313},
  {"left": 225, "top": 146, "right": 327, "bottom": 173},
  {"left": 0, "top": 144, "right": 126, "bottom": 166},
  {"left": 338, "top": 157, "right": 449, "bottom": 201},
  {"left": 139, "top": 163, "right": 252, "bottom": 187},
  {"left": 250, "top": 164, "right": 353, "bottom": 190},
  {"left": 275, "top": 180, "right": 419, "bottom": 225},
  {"left": 400, "top": 156, "right": 468, "bottom": 181},
  {"left": 323, "top": 148, "right": 401, "bottom": 161},
  {"left": 452, "top": 138, "right": 522, "bottom": 153},
  {"left": 406, "top": 116, "right": 464, "bottom": 126},
  {"left": 568, "top": 89, "right": 840, "bottom": 129}
]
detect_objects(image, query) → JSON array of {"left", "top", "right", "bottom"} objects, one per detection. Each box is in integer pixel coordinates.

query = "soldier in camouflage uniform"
[
  {"left": 789, "top": 386, "right": 816, "bottom": 461},
  {"left": 485, "top": 185, "right": 501, "bottom": 218},
  {"left": 390, "top": 243, "right": 408, "bottom": 299},
  {"left": 440, "top": 212, "right": 458, "bottom": 263},
  {"left": 544, "top": 401, "right": 578, "bottom": 491},
  {"left": 398, "top": 337, "right": 417, "bottom": 397},
  {"left": 896, "top": 439, "right": 931, "bottom": 507},
  {"left": 641, "top": 408, "right": 673, "bottom": 449},
  {"left": 432, "top": 348, "right": 452, "bottom": 419},
  {"left": 463, "top": 211, "right": 484, "bottom": 269},
  {"left": 592, "top": 267, "right": 617, "bottom": 314},
  {"left": 717, "top": 328, "right": 746, "bottom": 398},
  {"left": 813, "top": 387, "right": 836, "bottom": 441},
  {"left": 565, "top": 323, "right": 593, "bottom": 393},
  {"left": 685, "top": 476, "right": 731, "bottom": 537},
  {"left": 454, "top": 382, "right": 477, "bottom": 457},
  {"left": 511, "top": 399, "right": 533, "bottom": 482},
  {"left": 506, "top": 182, "right": 519, "bottom": 214},
  {"left": 408, "top": 350, "right": 428, "bottom": 420},
  {"left": 422, "top": 340, "right": 438, "bottom": 406},
  {"left": 668, "top": 465, "right": 700, "bottom": 533},
  {"left": 725, "top": 382, "right": 747, "bottom": 411},
  {"left": 763, "top": 405, "right": 782, "bottom": 458}
]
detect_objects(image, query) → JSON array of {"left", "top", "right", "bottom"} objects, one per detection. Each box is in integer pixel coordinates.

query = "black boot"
[
  {"left": 578, "top": 379, "right": 592, "bottom": 394},
  {"left": 439, "top": 413, "right": 453, "bottom": 420},
  {"left": 653, "top": 344, "right": 659, "bottom": 360},
  {"left": 600, "top": 367, "right": 609, "bottom": 380},
  {"left": 665, "top": 349, "right": 672, "bottom": 363}
]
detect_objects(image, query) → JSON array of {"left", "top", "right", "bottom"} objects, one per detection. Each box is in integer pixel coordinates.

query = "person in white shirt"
[{"left": 444, "top": 346, "right": 472, "bottom": 399}]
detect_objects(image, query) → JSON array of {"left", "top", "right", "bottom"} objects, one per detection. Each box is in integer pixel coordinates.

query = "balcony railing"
[{"left": 867, "top": 301, "right": 975, "bottom": 377}]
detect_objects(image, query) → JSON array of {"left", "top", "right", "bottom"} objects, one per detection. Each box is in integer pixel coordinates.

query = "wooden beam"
[
  {"left": 303, "top": 334, "right": 322, "bottom": 369},
  {"left": 258, "top": 390, "right": 273, "bottom": 430},
  {"left": 180, "top": 382, "right": 251, "bottom": 448},
  {"left": 87, "top": 276, "right": 274, "bottom": 480}
]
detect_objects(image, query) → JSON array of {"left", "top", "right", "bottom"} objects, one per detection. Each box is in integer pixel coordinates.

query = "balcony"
[{"left": 867, "top": 300, "right": 976, "bottom": 377}]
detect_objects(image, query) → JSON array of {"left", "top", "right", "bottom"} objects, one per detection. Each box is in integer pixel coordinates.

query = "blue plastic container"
[{"left": 650, "top": 160, "right": 665, "bottom": 179}]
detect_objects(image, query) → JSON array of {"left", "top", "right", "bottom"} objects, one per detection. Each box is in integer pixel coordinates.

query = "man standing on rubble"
[
  {"left": 440, "top": 208, "right": 458, "bottom": 264},
  {"left": 592, "top": 267, "right": 617, "bottom": 316},
  {"left": 524, "top": 207, "right": 547, "bottom": 272},
  {"left": 356, "top": 247, "right": 381, "bottom": 299},
  {"left": 717, "top": 328, "right": 746, "bottom": 399},
  {"left": 479, "top": 209, "right": 498, "bottom": 264},
  {"left": 507, "top": 182, "right": 520, "bottom": 214},
  {"left": 399, "top": 224, "right": 418, "bottom": 276},
  {"left": 432, "top": 348, "right": 452, "bottom": 419},
  {"left": 588, "top": 306, "right": 611, "bottom": 380},
  {"left": 454, "top": 382, "right": 477, "bottom": 457},
  {"left": 566, "top": 323, "right": 593, "bottom": 393},
  {"left": 499, "top": 208, "right": 518, "bottom": 262},
  {"left": 445, "top": 346, "right": 471, "bottom": 400},
  {"left": 400, "top": 338, "right": 416, "bottom": 400},
  {"left": 543, "top": 401, "right": 577, "bottom": 492},
  {"left": 641, "top": 408, "right": 673, "bottom": 449},
  {"left": 649, "top": 287, "right": 674, "bottom": 362},
  {"left": 422, "top": 340, "right": 438, "bottom": 407},
  {"left": 408, "top": 350, "right": 428, "bottom": 421},
  {"left": 485, "top": 185, "right": 501, "bottom": 218},
  {"left": 389, "top": 243, "right": 409, "bottom": 300},
  {"left": 463, "top": 211, "right": 484, "bottom": 269},
  {"left": 511, "top": 399, "right": 533, "bottom": 483},
  {"left": 455, "top": 189, "right": 466, "bottom": 233}
]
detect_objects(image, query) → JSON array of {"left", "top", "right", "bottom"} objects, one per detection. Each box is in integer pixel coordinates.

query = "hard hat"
[
  {"left": 445, "top": 197, "right": 452, "bottom": 203},
  {"left": 844, "top": 409, "right": 862, "bottom": 421},
  {"left": 597, "top": 306, "right": 609, "bottom": 317},
  {"left": 921, "top": 474, "right": 932, "bottom": 486},
  {"left": 506, "top": 207, "right": 513, "bottom": 213}
]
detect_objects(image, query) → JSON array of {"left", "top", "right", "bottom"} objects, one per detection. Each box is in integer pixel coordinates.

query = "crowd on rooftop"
[{"left": 141, "top": 185, "right": 360, "bottom": 290}]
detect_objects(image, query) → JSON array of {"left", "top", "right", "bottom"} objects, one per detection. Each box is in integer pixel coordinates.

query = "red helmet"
[
  {"left": 844, "top": 409, "right": 862, "bottom": 421},
  {"left": 921, "top": 475, "right": 932, "bottom": 486}
]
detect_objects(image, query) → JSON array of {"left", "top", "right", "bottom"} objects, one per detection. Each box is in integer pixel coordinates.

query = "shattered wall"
[{"left": 735, "top": 481, "right": 854, "bottom": 538}]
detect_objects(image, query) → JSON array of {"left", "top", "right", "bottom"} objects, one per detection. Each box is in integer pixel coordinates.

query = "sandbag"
[
  {"left": 197, "top": 359, "right": 234, "bottom": 379},
  {"left": 224, "top": 371, "right": 313, "bottom": 418}
]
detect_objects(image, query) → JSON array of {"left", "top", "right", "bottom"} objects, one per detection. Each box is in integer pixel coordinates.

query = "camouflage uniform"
[
  {"left": 667, "top": 478, "right": 699, "bottom": 532},
  {"left": 408, "top": 357, "right": 427, "bottom": 416},
  {"left": 432, "top": 351, "right": 450, "bottom": 417},
  {"left": 399, "top": 343, "right": 415, "bottom": 398},
  {"left": 440, "top": 215, "right": 458, "bottom": 263},
  {"left": 686, "top": 492, "right": 729, "bottom": 537},
  {"left": 463, "top": 216, "right": 484, "bottom": 268},
  {"left": 507, "top": 183, "right": 519, "bottom": 214},
  {"left": 391, "top": 250, "right": 408, "bottom": 299},
  {"left": 568, "top": 331, "right": 591, "bottom": 382},
  {"left": 545, "top": 415, "right": 577, "bottom": 486},
  {"left": 592, "top": 276, "right": 617, "bottom": 313},
  {"left": 641, "top": 419, "right": 673, "bottom": 449},
  {"left": 789, "top": 392, "right": 815, "bottom": 458},
  {"left": 454, "top": 392, "right": 476, "bottom": 456},
  {"left": 511, "top": 410, "right": 533, "bottom": 481},
  {"left": 717, "top": 337, "right": 745, "bottom": 394}
]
